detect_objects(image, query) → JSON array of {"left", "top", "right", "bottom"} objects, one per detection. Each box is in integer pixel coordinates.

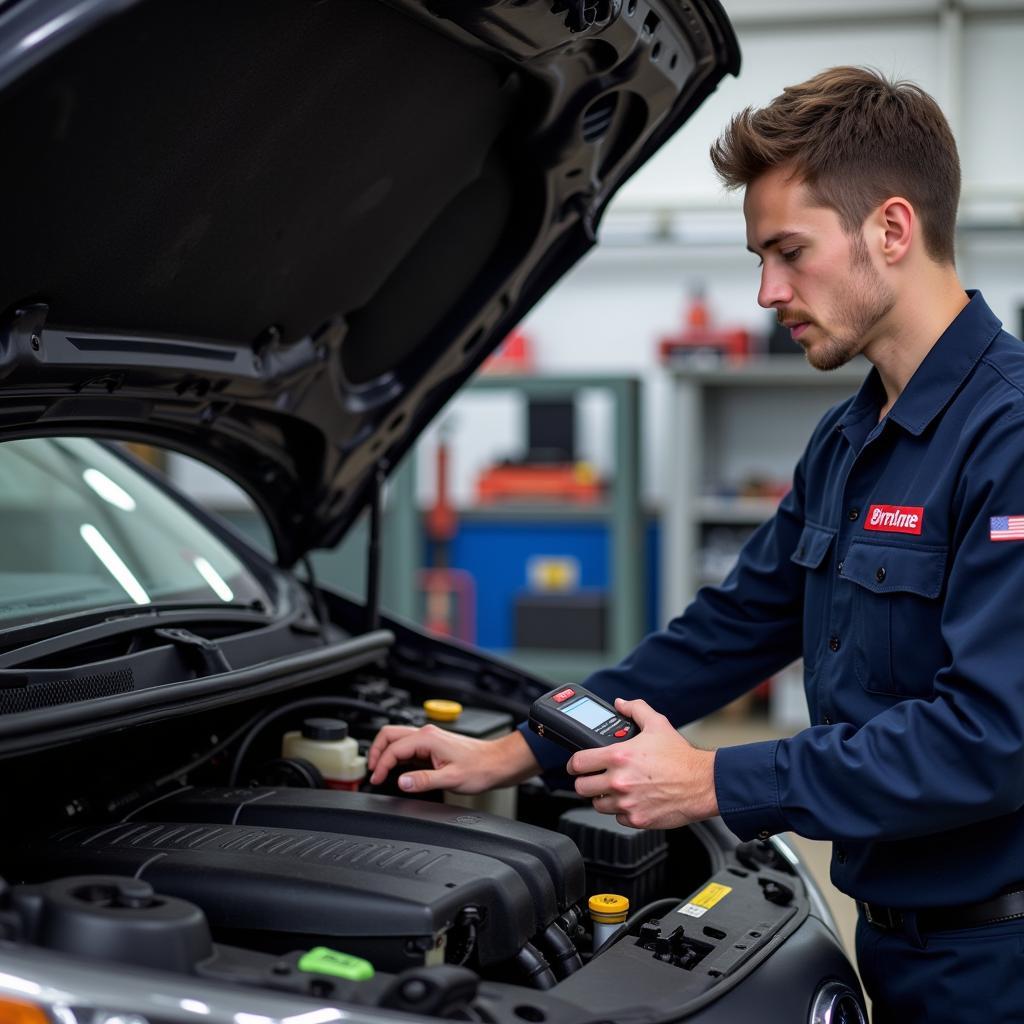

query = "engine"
[
  {"left": 10, "top": 788, "right": 584, "bottom": 973},
  {"left": 0, "top": 680, "right": 811, "bottom": 1023}
]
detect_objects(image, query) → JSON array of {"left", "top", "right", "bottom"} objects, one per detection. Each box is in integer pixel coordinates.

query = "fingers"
[
  {"left": 396, "top": 762, "right": 463, "bottom": 794},
  {"left": 567, "top": 744, "right": 616, "bottom": 776},
  {"left": 615, "top": 697, "right": 666, "bottom": 729},
  {"left": 590, "top": 793, "right": 643, "bottom": 830},
  {"left": 573, "top": 770, "right": 610, "bottom": 799},
  {"left": 367, "top": 725, "right": 413, "bottom": 769},
  {"left": 368, "top": 727, "right": 443, "bottom": 786},
  {"left": 368, "top": 724, "right": 415, "bottom": 778}
]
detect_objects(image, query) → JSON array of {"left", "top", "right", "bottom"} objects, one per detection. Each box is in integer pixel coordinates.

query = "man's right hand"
[{"left": 367, "top": 724, "right": 540, "bottom": 794}]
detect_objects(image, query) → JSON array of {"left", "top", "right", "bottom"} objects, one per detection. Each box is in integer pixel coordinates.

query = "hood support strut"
[{"left": 364, "top": 463, "right": 387, "bottom": 634}]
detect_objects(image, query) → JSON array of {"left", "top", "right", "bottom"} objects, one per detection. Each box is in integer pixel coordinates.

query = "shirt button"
[
  {"left": 829, "top": 635, "right": 841, "bottom": 652},
  {"left": 876, "top": 567, "right": 886, "bottom": 582},
  {"left": 835, "top": 845, "right": 848, "bottom": 864},
  {"left": 835, "top": 424, "right": 845, "bottom": 434},
  {"left": 757, "top": 830, "right": 771, "bottom": 841},
  {"left": 823, "top": 715, "right": 833, "bottom": 725},
  {"left": 847, "top": 507, "right": 860, "bottom": 522},
  {"left": 837, "top": 560, "right": 844, "bottom": 574}
]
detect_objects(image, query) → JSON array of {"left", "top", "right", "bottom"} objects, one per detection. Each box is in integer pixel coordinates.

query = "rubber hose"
[
  {"left": 227, "top": 696, "right": 418, "bottom": 785},
  {"left": 538, "top": 921, "right": 583, "bottom": 978},
  {"left": 514, "top": 942, "right": 558, "bottom": 990}
]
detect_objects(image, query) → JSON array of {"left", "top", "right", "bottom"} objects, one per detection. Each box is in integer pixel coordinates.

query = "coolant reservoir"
[
  {"left": 282, "top": 717, "right": 366, "bottom": 791},
  {"left": 589, "top": 893, "right": 629, "bottom": 951}
]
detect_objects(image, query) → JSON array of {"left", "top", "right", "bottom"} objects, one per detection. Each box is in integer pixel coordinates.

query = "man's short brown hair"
[{"left": 710, "top": 66, "right": 960, "bottom": 263}]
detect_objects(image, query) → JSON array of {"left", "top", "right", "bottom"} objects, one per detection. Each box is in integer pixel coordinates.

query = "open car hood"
[{"left": 0, "top": 0, "right": 738, "bottom": 566}]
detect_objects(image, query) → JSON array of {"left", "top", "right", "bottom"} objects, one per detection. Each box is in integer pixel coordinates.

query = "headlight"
[
  {"left": 809, "top": 980, "right": 867, "bottom": 1024},
  {"left": 0, "top": 995, "right": 54, "bottom": 1024},
  {"left": 0, "top": 949, "right": 367, "bottom": 1024}
]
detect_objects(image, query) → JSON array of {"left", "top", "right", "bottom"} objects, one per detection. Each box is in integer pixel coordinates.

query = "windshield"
[{"left": 0, "top": 438, "right": 270, "bottom": 626}]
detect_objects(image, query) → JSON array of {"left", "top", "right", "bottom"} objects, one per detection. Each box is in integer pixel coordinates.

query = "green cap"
[{"left": 298, "top": 947, "right": 375, "bottom": 981}]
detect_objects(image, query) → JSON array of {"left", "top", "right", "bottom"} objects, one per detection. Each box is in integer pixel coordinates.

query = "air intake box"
[
  {"left": 558, "top": 806, "right": 668, "bottom": 907},
  {"left": 133, "top": 787, "right": 585, "bottom": 930},
  {"left": 10, "top": 821, "right": 535, "bottom": 970}
]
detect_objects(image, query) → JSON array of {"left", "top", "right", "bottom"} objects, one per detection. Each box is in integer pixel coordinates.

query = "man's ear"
[{"left": 876, "top": 196, "right": 914, "bottom": 265}]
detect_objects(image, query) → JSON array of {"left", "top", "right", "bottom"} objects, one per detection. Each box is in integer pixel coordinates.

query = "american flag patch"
[{"left": 990, "top": 516, "right": 1024, "bottom": 541}]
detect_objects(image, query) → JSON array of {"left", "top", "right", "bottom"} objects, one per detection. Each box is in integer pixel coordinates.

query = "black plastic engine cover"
[
  {"left": 133, "top": 787, "right": 585, "bottom": 929},
  {"left": 7, "top": 875, "right": 214, "bottom": 973},
  {"left": 9, "top": 821, "right": 536, "bottom": 969}
]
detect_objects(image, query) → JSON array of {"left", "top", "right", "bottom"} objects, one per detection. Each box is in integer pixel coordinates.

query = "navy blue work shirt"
[{"left": 521, "top": 291, "right": 1024, "bottom": 908}]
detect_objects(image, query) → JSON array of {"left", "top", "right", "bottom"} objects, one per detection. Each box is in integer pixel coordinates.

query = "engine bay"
[{"left": 0, "top": 664, "right": 810, "bottom": 1024}]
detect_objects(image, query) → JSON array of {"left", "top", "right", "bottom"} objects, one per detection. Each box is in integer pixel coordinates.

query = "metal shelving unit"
[
  {"left": 661, "top": 356, "right": 866, "bottom": 622},
  {"left": 468, "top": 375, "right": 643, "bottom": 669},
  {"left": 386, "top": 375, "right": 644, "bottom": 684}
]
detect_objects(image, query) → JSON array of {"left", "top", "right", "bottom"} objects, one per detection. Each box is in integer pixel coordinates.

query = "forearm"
[
  {"left": 691, "top": 748, "right": 720, "bottom": 821},
  {"left": 484, "top": 729, "right": 543, "bottom": 789},
  {"left": 716, "top": 696, "right": 1024, "bottom": 844}
]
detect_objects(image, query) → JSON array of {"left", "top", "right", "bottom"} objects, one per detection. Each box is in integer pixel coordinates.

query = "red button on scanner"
[
  {"left": 553, "top": 688, "right": 576, "bottom": 704},
  {"left": 614, "top": 728, "right": 629, "bottom": 738}
]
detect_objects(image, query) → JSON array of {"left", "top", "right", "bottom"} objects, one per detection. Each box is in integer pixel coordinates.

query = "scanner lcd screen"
[{"left": 561, "top": 697, "right": 609, "bottom": 730}]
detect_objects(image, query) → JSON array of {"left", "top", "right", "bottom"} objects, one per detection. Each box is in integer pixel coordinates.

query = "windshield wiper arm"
[{"left": 0, "top": 605, "right": 270, "bottom": 669}]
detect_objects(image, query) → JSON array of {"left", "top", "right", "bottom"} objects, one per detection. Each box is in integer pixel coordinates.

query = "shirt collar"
[{"left": 840, "top": 290, "right": 1002, "bottom": 438}]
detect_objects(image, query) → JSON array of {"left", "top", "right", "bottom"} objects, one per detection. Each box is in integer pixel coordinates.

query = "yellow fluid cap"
[
  {"left": 424, "top": 699, "right": 463, "bottom": 723},
  {"left": 589, "top": 893, "right": 630, "bottom": 921}
]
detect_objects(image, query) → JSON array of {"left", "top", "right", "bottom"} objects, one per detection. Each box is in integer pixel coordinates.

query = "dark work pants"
[{"left": 856, "top": 913, "right": 1024, "bottom": 1022}]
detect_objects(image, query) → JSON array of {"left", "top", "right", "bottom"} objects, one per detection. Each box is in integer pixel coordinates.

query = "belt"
[{"left": 859, "top": 888, "right": 1024, "bottom": 934}]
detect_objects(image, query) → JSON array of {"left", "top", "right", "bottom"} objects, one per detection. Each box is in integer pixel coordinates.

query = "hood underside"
[{"left": 0, "top": 0, "right": 738, "bottom": 565}]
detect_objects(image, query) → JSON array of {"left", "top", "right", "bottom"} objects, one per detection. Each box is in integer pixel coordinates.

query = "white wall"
[{"left": 419, "top": 2, "right": 1024, "bottom": 508}]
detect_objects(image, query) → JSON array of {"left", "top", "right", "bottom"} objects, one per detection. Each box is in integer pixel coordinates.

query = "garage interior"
[{"left": 166, "top": 0, "right": 1024, "bottom": 979}]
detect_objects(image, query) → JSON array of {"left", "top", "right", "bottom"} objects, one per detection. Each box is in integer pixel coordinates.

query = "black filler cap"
[{"left": 302, "top": 718, "right": 348, "bottom": 741}]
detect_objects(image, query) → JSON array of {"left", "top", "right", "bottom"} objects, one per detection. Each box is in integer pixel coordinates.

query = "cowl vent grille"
[{"left": 0, "top": 668, "right": 134, "bottom": 715}]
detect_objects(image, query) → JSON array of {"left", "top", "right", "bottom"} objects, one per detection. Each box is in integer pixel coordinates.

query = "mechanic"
[{"left": 369, "top": 67, "right": 1024, "bottom": 1021}]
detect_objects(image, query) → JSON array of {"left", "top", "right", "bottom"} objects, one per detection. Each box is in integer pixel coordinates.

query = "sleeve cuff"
[
  {"left": 517, "top": 720, "right": 575, "bottom": 791},
  {"left": 713, "top": 739, "right": 788, "bottom": 841}
]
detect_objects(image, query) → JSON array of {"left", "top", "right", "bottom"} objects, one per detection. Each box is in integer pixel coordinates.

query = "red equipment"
[{"left": 659, "top": 287, "right": 752, "bottom": 364}]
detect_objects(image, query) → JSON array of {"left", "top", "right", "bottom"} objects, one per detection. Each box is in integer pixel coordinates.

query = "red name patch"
[{"left": 864, "top": 504, "right": 924, "bottom": 535}]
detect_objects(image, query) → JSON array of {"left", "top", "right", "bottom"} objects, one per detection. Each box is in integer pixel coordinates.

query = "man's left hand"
[{"left": 567, "top": 698, "right": 719, "bottom": 829}]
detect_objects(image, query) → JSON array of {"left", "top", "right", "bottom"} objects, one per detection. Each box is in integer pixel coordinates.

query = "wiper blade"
[{"left": 0, "top": 603, "right": 271, "bottom": 668}]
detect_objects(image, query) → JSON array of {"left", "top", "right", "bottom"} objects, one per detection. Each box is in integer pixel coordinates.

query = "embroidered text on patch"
[
  {"left": 865, "top": 504, "right": 924, "bottom": 535},
  {"left": 990, "top": 516, "right": 1024, "bottom": 541}
]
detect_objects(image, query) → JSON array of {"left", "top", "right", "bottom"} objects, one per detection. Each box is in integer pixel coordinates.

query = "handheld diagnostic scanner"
[{"left": 528, "top": 685, "right": 635, "bottom": 752}]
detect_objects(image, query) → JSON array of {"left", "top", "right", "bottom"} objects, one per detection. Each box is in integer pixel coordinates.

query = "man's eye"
[{"left": 781, "top": 248, "right": 802, "bottom": 262}]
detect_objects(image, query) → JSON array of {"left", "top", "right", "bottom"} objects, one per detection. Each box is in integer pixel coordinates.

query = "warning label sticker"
[{"left": 677, "top": 883, "right": 732, "bottom": 919}]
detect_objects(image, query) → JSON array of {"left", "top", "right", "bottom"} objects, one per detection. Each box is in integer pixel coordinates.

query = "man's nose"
[{"left": 757, "top": 266, "right": 792, "bottom": 309}]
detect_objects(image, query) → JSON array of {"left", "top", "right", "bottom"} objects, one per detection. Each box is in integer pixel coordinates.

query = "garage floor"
[{"left": 688, "top": 715, "right": 861, "bottom": 980}]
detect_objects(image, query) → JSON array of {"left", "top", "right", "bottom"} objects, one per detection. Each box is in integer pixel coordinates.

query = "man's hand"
[
  {"left": 367, "top": 724, "right": 540, "bottom": 794},
  {"left": 567, "top": 698, "right": 718, "bottom": 829}
]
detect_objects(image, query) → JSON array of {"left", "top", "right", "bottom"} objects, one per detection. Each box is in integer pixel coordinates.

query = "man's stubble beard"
[{"left": 804, "top": 233, "right": 896, "bottom": 371}]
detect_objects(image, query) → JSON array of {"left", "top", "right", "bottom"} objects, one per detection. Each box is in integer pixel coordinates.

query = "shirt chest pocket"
[
  {"left": 841, "top": 540, "right": 948, "bottom": 697},
  {"left": 791, "top": 523, "right": 837, "bottom": 673}
]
